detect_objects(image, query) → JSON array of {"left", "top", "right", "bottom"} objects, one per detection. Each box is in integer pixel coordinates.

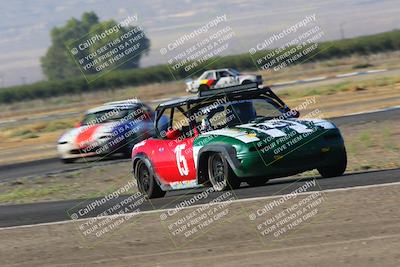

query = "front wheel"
[
  {"left": 317, "top": 148, "right": 347, "bottom": 178},
  {"left": 208, "top": 153, "right": 241, "bottom": 191},
  {"left": 241, "top": 80, "right": 252, "bottom": 85},
  {"left": 134, "top": 159, "right": 166, "bottom": 198}
]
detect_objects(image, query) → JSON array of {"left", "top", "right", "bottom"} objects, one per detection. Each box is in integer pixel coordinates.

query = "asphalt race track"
[
  {"left": 0, "top": 168, "right": 399, "bottom": 228},
  {"left": 0, "top": 156, "right": 130, "bottom": 183},
  {"left": 0, "top": 107, "right": 399, "bottom": 229},
  {"left": 0, "top": 107, "right": 399, "bottom": 182}
]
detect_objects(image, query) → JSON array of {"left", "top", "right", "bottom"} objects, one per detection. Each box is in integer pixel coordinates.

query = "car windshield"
[
  {"left": 228, "top": 68, "right": 240, "bottom": 75},
  {"left": 197, "top": 98, "right": 283, "bottom": 130},
  {"left": 81, "top": 109, "right": 129, "bottom": 125}
]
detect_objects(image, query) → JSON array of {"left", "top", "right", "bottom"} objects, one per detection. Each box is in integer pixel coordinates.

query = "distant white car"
[
  {"left": 185, "top": 68, "right": 263, "bottom": 93},
  {"left": 57, "top": 99, "right": 168, "bottom": 163}
]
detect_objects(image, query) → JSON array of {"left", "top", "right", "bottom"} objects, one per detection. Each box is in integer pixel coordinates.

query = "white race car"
[
  {"left": 185, "top": 68, "right": 263, "bottom": 93},
  {"left": 57, "top": 99, "right": 168, "bottom": 163}
]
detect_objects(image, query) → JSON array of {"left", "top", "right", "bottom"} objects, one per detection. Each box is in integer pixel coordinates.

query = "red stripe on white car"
[{"left": 76, "top": 125, "right": 101, "bottom": 148}]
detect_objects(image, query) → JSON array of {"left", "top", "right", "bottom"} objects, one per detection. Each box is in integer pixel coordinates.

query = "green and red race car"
[{"left": 131, "top": 83, "right": 347, "bottom": 198}]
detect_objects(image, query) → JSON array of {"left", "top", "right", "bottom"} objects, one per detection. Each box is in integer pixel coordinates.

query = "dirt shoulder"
[{"left": 0, "top": 183, "right": 399, "bottom": 267}]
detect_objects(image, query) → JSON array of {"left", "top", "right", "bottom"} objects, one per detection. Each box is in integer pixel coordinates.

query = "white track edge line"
[{"left": 1, "top": 180, "right": 400, "bottom": 231}]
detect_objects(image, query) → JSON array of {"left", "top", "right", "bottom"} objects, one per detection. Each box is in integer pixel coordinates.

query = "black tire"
[
  {"left": 246, "top": 177, "right": 270, "bottom": 187},
  {"left": 241, "top": 80, "right": 252, "bottom": 85},
  {"left": 198, "top": 84, "right": 209, "bottom": 91},
  {"left": 61, "top": 158, "right": 76, "bottom": 164},
  {"left": 134, "top": 159, "right": 166, "bottom": 198},
  {"left": 208, "top": 153, "right": 241, "bottom": 191},
  {"left": 317, "top": 148, "right": 347, "bottom": 178}
]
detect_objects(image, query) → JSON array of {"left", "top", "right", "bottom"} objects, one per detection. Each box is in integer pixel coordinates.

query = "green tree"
[
  {"left": 41, "top": 12, "right": 150, "bottom": 80},
  {"left": 87, "top": 20, "right": 150, "bottom": 73}
]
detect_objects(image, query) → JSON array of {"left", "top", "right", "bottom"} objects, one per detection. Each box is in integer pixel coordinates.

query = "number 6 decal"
[{"left": 174, "top": 144, "right": 189, "bottom": 176}]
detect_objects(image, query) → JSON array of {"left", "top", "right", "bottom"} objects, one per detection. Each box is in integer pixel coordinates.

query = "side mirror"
[
  {"left": 291, "top": 110, "right": 300, "bottom": 118},
  {"left": 166, "top": 129, "right": 181, "bottom": 140}
]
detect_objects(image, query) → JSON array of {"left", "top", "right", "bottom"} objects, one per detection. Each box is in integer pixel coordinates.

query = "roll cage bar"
[{"left": 154, "top": 85, "right": 291, "bottom": 139}]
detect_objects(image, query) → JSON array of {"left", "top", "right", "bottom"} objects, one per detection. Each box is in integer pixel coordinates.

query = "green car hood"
[
  {"left": 193, "top": 118, "right": 341, "bottom": 161},
  {"left": 197, "top": 118, "right": 337, "bottom": 144}
]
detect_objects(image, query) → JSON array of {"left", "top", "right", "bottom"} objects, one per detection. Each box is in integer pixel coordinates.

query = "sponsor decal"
[
  {"left": 239, "top": 120, "right": 314, "bottom": 138},
  {"left": 201, "top": 128, "right": 260, "bottom": 143},
  {"left": 169, "top": 180, "right": 198, "bottom": 190},
  {"left": 300, "top": 118, "right": 336, "bottom": 129},
  {"left": 240, "top": 123, "right": 287, "bottom": 138}
]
